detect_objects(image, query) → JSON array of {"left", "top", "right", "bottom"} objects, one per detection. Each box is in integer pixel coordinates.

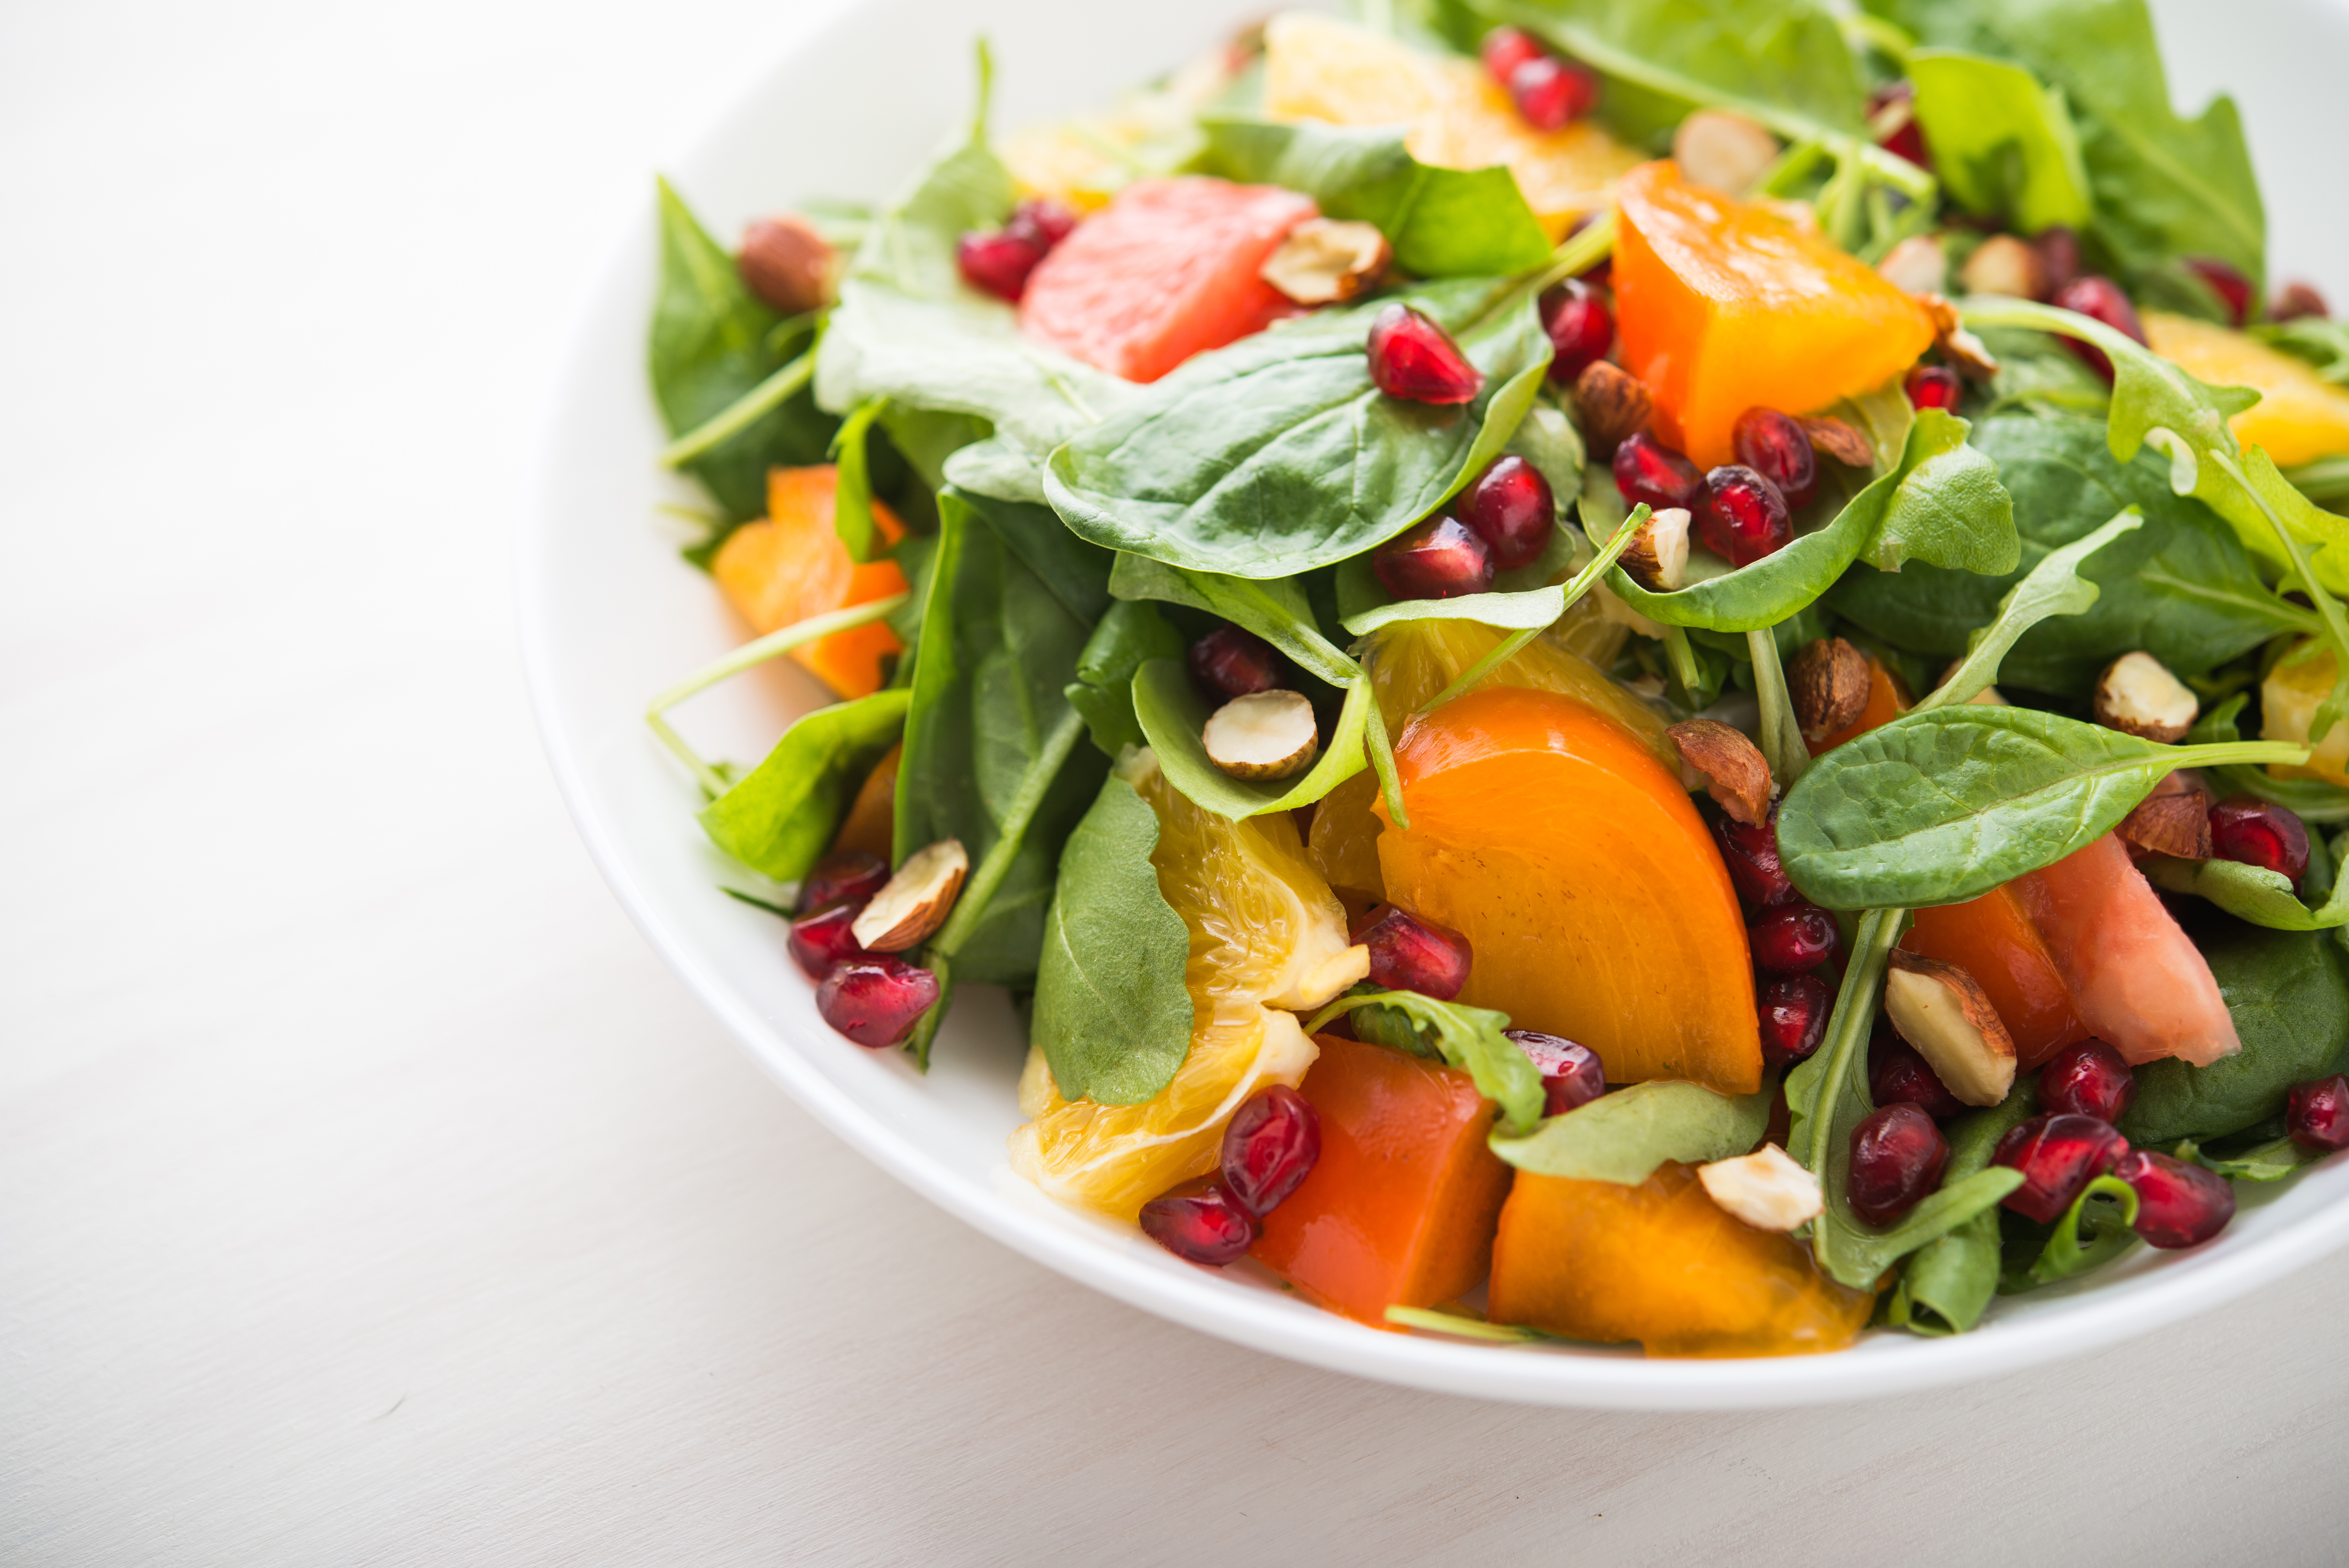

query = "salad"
[{"left": 638, "top": 0, "right": 2349, "bottom": 1358}]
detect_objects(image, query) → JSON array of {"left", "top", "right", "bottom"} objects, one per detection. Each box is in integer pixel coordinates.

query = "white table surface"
[{"left": 8, "top": 2, "right": 2349, "bottom": 1561}]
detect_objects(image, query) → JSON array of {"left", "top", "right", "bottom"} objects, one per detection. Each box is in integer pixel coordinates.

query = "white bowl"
[{"left": 522, "top": 0, "right": 2349, "bottom": 1408}]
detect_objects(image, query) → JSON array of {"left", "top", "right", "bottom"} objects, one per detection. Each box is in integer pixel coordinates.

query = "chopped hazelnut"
[
  {"left": 1669, "top": 718, "right": 1773, "bottom": 824},
  {"left": 851, "top": 839, "right": 968, "bottom": 952},
  {"left": 1616, "top": 505, "right": 1690, "bottom": 592},
  {"left": 1203, "top": 690, "right": 1319, "bottom": 780},
  {"left": 2094, "top": 651, "right": 2198, "bottom": 743},
  {"left": 1789, "top": 638, "right": 1870, "bottom": 739}
]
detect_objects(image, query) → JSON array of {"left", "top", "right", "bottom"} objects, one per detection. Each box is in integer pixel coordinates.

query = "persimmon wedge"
[
  {"left": 711, "top": 465, "right": 907, "bottom": 699},
  {"left": 1374, "top": 686, "right": 1762, "bottom": 1095}
]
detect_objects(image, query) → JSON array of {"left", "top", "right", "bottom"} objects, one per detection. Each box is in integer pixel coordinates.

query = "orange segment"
[
  {"left": 1615, "top": 160, "right": 1935, "bottom": 467},
  {"left": 710, "top": 466, "right": 907, "bottom": 698},
  {"left": 2145, "top": 311, "right": 2349, "bottom": 469},
  {"left": 2263, "top": 643, "right": 2349, "bottom": 783}
]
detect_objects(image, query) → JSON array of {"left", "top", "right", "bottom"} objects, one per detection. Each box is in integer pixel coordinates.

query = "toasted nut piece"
[
  {"left": 738, "top": 215, "right": 840, "bottom": 316},
  {"left": 1917, "top": 292, "right": 2001, "bottom": 379},
  {"left": 1261, "top": 217, "right": 1392, "bottom": 305},
  {"left": 1203, "top": 689, "right": 1319, "bottom": 780},
  {"left": 1669, "top": 718, "right": 1772, "bottom": 825},
  {"left": 1884, "top": 950, "right": 2017, "bottom": 1107},
  {"left": 2118, "top": 791, "right": 2215, "bottom": 860},
  {"left": 1789, "top": 638, "right": 1870, "bottom": 740},
  {"left": 2094, "top": 651, "right": 2198, "bottom": 743},
  {"left": 1797, "top": 415, "right": 1875, "bottom": 469},
  {"left": 851, "top": 838, "right": 969, "bottom": 952},
  {"left": 1698, "top": 1144, "right": 1824, "bottom": 1232},
  {"left": 1877, "top": 234, "right": 1948, "bottom": 296},
  {"left": 1617, "top": 505, "right": 1690, "bottom": 592},
  {"left": 1673, "top": 110, "right": 1781, "bottom": 197},
  {"left": 1572, "top": 361, "right": 1654, "bottom": 455},
  {"left": 1959, "top": 234, "right": 2050, "bottom": 301}
]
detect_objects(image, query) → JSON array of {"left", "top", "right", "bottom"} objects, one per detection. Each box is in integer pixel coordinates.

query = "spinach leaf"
[
  {"left": 955, "top": 488, "right": 1114, "bottom": 625},
  {"left": 697, "top": 690, "right": 912, "bottom": 880},
  {"left": 1911, "top": 505, "right": 2146, "bottom": 710},
  {"left": 1109, "top": 554, "right": 1357, "bottom": 685},
  {"left": 1029, "top": 770, "right": 1195, "bottom": 1105},
  {"left": 1905, "top": 48, "right": 2091, "bottom": 233},
  {"left": 829, "top": 398, "right": 890, "bottom": 562},
  {"left": 1044, "top": 275, "right": 1551, "bottom": 579},
  {"left": 2190, "top": 695, "right": 2349, "bottom": 825},
  {"left": 1487, "top": 1078, "right": 1775, "bottom": 1184},
  {"left": 1304, "top": 989, "right": 1546, "bottom": 1134},
  {"left": 1064, "top": 600, "right": 1185, "bottom": 757},
  {"left": 879, "top": 403, "right": 993, "bottom": 492},
  {"left": 1197, "top": 117, "right": 1553, "bottom": 278},
  {"left": 2257, "top": 317, "right": 2349, "bottom": 387},
  {"left": 2181, "top": 1134, "right": 2321, "bottom": 1183},
  {"left": 1888, "top": 1082, "right": 2042, "bottom": 1335},
  {"left": 1132, "top": 660, "right": 1372, "bottom": 818},
  {"left": 1609, "top": 410, "right": 2016, "bottom": 633},
  {"left": 2007, "top": 1174, "right": 2138, "bottom": 1290},
  {"left": 2121, "top": 925, "right": 2349, "bottom": 1143},
  {"left": 1342, "top": 582, "right": 1571, "bottom": 639}
]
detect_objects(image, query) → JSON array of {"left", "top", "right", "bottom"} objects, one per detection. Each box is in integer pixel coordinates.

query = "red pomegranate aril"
[
  {"left": 1480, "top": 26, "right": 1546, "bottom": 86},
  {"left": 1188, "top": 623, "right": 1285, "bottom": 701},
  {"left": 1367, "top": 302, "right": 1485, "bottom": 404},
  {"left": 957, "top": 228, "right": 1048, "bottom": 302},
  {"left": 1509, "top": 54, "right": 1600, "bottom": 131},
  {"left": 1715, "top": 811, "right": 1798, "bottom": 908},
  {"left": 1731, "top": 407, "right": 1818, "bottom": 510},
  {"left": 2038, "top": 1038, "right": 2137, "bottom": 1123},
  {"left": 2051, "top": 275, "right": 2146, "bottom": 382},
  {"left": 2208, "top": 796, "right": 2311, "bottom": 886},
  {"left": 1351, "top": 904, "right": 1474, "bottom": 1000},
  {"left": 1459, "top": 454, "right": 1556, "bottom": 570},
  {"left": 1698, "top": 464, "right": 1792, "bottom": 567},
  {"left": 2182, "top": 257, "right": 2254, "bottom": 328},
  {"left": 1871, "top": 1031, "right": 1967, "bottom": 1121},
  {"left": 1506, "top": 1030, "right": 1606, "bottom": 1115},
  {"left": 1220, "top": 1086, "right": 1322, "bottom": 1217},
  {"left": 788, "top": 902, "right": 867, "bottom": 980},
  {"left": 1613, "top": 431, "right": 1708, "bottom": 514},
  {"left": 815, "top": 955, "right": 940, "bottom": 1048},
  {"left": 2272, "top": 281, "right": 2331, "bottom": 323},
  {"left": 1372, "top": 514, "right": 1494, "bottom": 600},
  {"left": 2033, "top": 226, "right": 2083, "bottom": 296},
  {"left": 1540, "top": 278, "right": 1615, "bottom": 383},
  {"left": 1759, "top": 974, "right": 1831, "bottom": 1067},
  {"left": 1906, "top": 363, "right": 1963, "bottom": 412},
  {"left": 1993, "top": 1112, "right": 2131, "bottom": 1223},
  {"left": 1139, "top": 1186, "right": 1258, "bottom": 1266},
  {"left": 2113, "top": 1149, "right": 2236, "bottom": 1248},
  {"left": 1749, "top": 902, "right": 1839, "bottom": 975},
  {"left": 1868, "top": 80, "right": 1930, "bottom": 168},
  {"left": 798, "top": 847, "right": 891, "bottom": 914},
  {"left": 1849, "top": 1103, "right": 1950, "bottom": 1226},
  {"left": 1004, "top": 195, "right": 1078, "bottom": 251},
  {"left": 2287, "top": 1073, "right": 2349, "bottom": 1151}
]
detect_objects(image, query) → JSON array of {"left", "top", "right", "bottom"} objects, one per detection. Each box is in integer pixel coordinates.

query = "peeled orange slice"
[{"left": 2144, "top": 310, "right": 2349, "bottom": 469}]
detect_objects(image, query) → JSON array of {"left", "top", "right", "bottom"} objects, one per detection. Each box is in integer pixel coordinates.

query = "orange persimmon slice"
[{"left": 711, "top": 466, "right": 907, "bottom": 699}]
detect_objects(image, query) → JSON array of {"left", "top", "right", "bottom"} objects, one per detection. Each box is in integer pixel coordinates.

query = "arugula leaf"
[
  {"left": 1132, "top": 660, "right": 1372, "bottom": 818},
  {"left": 2007, "top": 1174, "right": 2138, "bottom": 1290},
  {"left": 1905, "top": 48, "right": 2091, "bottom": 233},
  {"left": 1888, "top": 1082, "right": 2042, "bottom": 1335},
  {"left": 2180, "top": 1134, "right": 2321, "bottom": 1183},
  {"left": 1044, "top": 274, "right": 1551, "bottom": 579},
  {"left": 2144, "top": 839, "right": 2349, "bottom": 932},
  {"left": 1911, "top": 506, "right": 2146, "bottom": 710},
  {"left": 1064, "top": 600, "right": 1185, "bottom": 757},
  {"left": 1487, "top": 1078, "right": 1775, "bottom": 1184},
  {"left": 1304, "top": 989, "right": 1546, "bottom": 1134},
  {"left": 2257, "top": 317, "right": 2349, "bottom": 387},
  {"left": 2121, "top": 925, "right": 2349, "bottom": 1144},
  {"left": 1029, "top": 770, "right": 1195, "bottom": 1105},
  {"left": 1197, "top": 117, "right": 1553, "bottom": 278},
  {"left": 697, "top": 690, "right": 912, "bottom": 880}
]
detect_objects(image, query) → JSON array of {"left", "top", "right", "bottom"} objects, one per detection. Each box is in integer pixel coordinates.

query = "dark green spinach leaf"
[
  {"left": 698, "top": 690, "right": 912, "bottom": 880},
  {"left": 2121, "top": 925, "right": 2349, "bottom": 1143},
  {"left": 1889, "top": 1082, "right": 2041, "bottom": 1334},
  {"left": 1064, "top": 600, "right": 1185, "bottom": 757},
  {"left": 1132, "top": 659, "right": 1372, "bottom": 818},
  {"left": 1487, "top": 1078, "right": 1775, "bottom": 1184}
]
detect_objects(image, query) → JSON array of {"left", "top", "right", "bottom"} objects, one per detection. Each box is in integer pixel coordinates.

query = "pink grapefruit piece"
[{"left": 1017, "top": 177, "right": 1317, "bottom": 383}]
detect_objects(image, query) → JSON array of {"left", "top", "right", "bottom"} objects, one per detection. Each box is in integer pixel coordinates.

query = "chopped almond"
[
  {"left": 1789, "top": 638, "right": 1870, "bottom": 739},
  {"left": 1203, "top": 689, "right": 1319, "bottom": 780},
  {"left": 1672, "top": 110, "right": 1780, "bottom": 198},
  {"left": 2094, "top": 651, "right": 2198, "bottom": 743},
  {"left": 1884, "top": 950, "right": 2017, "bottom": 1107},
  {"left": 1698, "top": 1144, "right": 1824, "bottom": 1232},
  {"left": 1261, "top": 217, "right": 1391, "bottom": 305},
  {"left": 1669, "top": 718, "right": 1772, "bottom": 825},
  {"left": 2118, "top": 791, "right": 2214, "bottom": 861},
  {"left": 1617, "top": 505, "right": 1690, "bottom": 591},
  {"left": 1572, "top": 361, "right": 1654, "bottom": 456},
  {"left": 1918, "top": 293, "right": 2000, "bottom": 379},
  {"left": 851, "top": 838, "right": 969, "bottom": 952},
  {"left": 1797, "top": 415, "right": 1875, "bottom": 469}
]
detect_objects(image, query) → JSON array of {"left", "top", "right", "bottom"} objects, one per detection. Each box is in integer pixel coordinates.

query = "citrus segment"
[{"left": 2145, "top": 310, "right": 2349, "bottom": 469}]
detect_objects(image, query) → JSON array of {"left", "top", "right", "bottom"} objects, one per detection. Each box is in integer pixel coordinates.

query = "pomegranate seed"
[
  {"left": 1458, "top": 454, "right": 1556, "bottom": 570},
  {"left": 798, "top": 848, "right": 890, "bottom": 914},
  {"left": 1906, "top": 363, "right": 1963, "bottom": 412},
  {"left": 1612, "top": 432, "right": 1708, "bottom": 514},
  {"left": 1868, "top": 80, "right": 1929, "bottom": 168},
  {"left": 1848, "top": 1103, "right": 1950, "bottom": 1226},
  {"left": 1697, "top": 464, "right": 1792, "bottom": 566},
  {"left": 1539, "top": 278, "right": 1615, "bottom": 383},
  {"left": 2182, "top": 257, "right": 2254, "bottom": 328},
  {"left": 1372, "top": 514, "right": 1494, "bottom": 600},
  {"left": 1509, "top": 54, "right": 1600, "bottom": 131},
  {"left": 2287, "top": 1073, "right": 2349, "bottom": 1151},
  {"left": 2208, "top": 796, "right": 2310, "bottom": 885},
  {"left": 1506, "top": 1030, "right": 1606, "bottom": 1115},
  {"left": 2033, "top": 226, "right": 2082, "bottom": 297},
  {"left": 1993, "top": 1113, "right": 2131, "bottom": 1224},
  {"left": 1351, "top": 904, "right": 1474, "bottom": 999},
  {"left": 957, "top": 228, "right": 1048, "bottom": 302},
  {"left": 1187, "top": 623, "right": 1285, "bottom": 701},
  {"left": 1749, "top": 902, "right": 1840, "bottom": 975},
  {"left": 814, "top": 955, "right": 939, "bottom": 1048},
  {"left": 2112, "top": 1149, "right": 2236, "bottom": 1248},
  {"left": 1731, "top": 408, "right": 1818, "bottom": 510},
  {"left": 1220, "top": 1086, "right": 1322, "bottom": 1216},
  {"left": 2272, "top": 281, "right": 2331, "bottom": 322},
  {"left": 788, "top": 902, "right": 867, "bottom": 979},
  {"left": 2038, "top": 1039, "right": 2137, "bottom": 1123},
  {"left": 1004, "top": 196, "right": 1077, "bottom": 251},
  {"left": 1759, "top": 974, "right": 1831, "bottom": 1067},
  {"left": 2051, "top": 275, "right": 2146, "bottom": 382},
  {"left": 1715, "top": 810, "right": 1798, "bottom": 907},
  {"left": 1479, "top": 26, "right": 1545, "bottom": 85},
  {"left": 1139, "top": 1186, "right": 1258, "bottom": 1265},
  {"left": 1367, "top": 302, "right": 1485, "bottom": 404},
  {"left": 1871, "top": 1031, "right": 1967, "bottom": 1120}
]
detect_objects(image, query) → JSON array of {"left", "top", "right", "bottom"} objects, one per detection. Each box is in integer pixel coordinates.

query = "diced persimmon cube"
[{"left": 711, "top": 466, "right": 907, "bottom": 699}]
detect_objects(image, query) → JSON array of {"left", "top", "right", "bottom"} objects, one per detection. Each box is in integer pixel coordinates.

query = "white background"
[{"left": 8, "top": 1, "right": 2349, "bottom": 1562}]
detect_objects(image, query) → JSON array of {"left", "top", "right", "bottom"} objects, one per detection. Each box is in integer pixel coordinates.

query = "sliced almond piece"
[
  {"left": 1673, "top": 109, "right": 1781, "bottom": 198},
  {"left": 1617, "top": 505, "right": 1690, "bottom": 592},
  {"left": 1572, "top": 361, "right": 1653, "bottom": 455},
  {"left": 1789, "top": 637, "right": 1870, "bottom": 740},
  {"left": 1797, "top": 415, "right": 1875, "bottom": 469},
  {"left": 1884, "top": 950, "right": 2017, "bottom": 1107},
  {"left": 1261, "top": 217, "right": 1392, "bottom": 305},
  {"left": 850, "top": 838, "right": 968, "bottom": 953},
  {"left": 1698, "top": 1143, "right": 1824, "bottom": 1232},
  {"left": 1669, "top": 718, "right": 1772, "bottom": 825},
  {"left": 1917, "top": 292, "right": 2000, "bottom": 379},
  {"left": 1203, "top": 689, "right": 1319, "bottom": 780},
  {"left": 1959, "top": 234, "right": 2049, "bottom": 301},
  {"left": 2094, "top": 651, "right": 2198, "bottom": 743},
  {"left": 1876, "top": 234, "right": 1948, "bottom": 296},
  {"left": 2118, "top": 791, "right": 2214, "bottom": 860}
]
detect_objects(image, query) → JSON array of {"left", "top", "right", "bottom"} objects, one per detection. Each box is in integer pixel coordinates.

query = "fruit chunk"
[
  {"left": 1375, "top": 685, "right": 1762, "bottom": 1094},
  {"left": 711, "top": 466, "right": 908, "bottom": 699},
  {"left": 1251, "top": 1033, "right": 1515, "bottom": 1325},
  {"left": 1487, "top": 1163, "right": 1875, "bottom": 1356},
  {"left": 2263, "top": 643, "right": 2349, "bottom": 784},
  {"left": 1903, "top": 887, "right": 2090, "bottom": 1070},
  {"left": 1614, "top": 160, "right": 1936, "bottom": 467},
  {"left": 2145, "top": 310, "right": 2349, "bottom": 468},
  {"left": 1017, "top": 177, "right": 1315, "bottom": 383}
]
